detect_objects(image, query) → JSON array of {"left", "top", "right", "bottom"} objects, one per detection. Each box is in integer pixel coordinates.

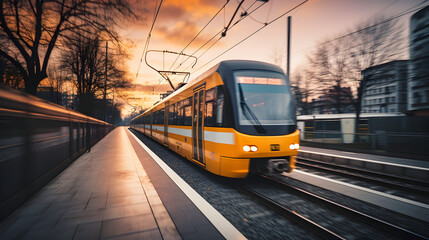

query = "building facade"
[
  {"left": 361, "top": 60, "right": 408, "bottom": 113},
  {"left": 408, "top": 6, "right": 429, "bottom": 115},
  {"left": 307, "top": 87, "right": 354, "bottom": 115}
]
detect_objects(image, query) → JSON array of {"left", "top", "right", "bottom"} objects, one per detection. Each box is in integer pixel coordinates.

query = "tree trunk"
[
  {"left": 24, "top": 72, "right": 47, "bottom": 95},
  {"left": 24, "top": 76, "right": 39, "bottom": 95}
]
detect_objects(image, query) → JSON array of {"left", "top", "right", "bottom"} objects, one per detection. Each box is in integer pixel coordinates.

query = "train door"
[
  {"left": 150, "top": 111, "right": 153, "bottom": 137},
  {"left": 192, "top": 85, "right": 205, "bottom": 164},
  {"left": 164, "top": 102, "right": 169, "bottom": 145}
]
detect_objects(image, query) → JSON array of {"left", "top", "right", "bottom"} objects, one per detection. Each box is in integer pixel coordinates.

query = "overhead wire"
[
  {"left": 172, "top": 0, "right": 269, "bottom": 75},
  {"left": 235, "top": 0, "right": 266, "bottom": 25},
  {"left": 168, "top": 0, "right": 230, "bottom": 72},
  {"left": 152, "top": 0, "right": 230, "bottom": 91},
  {"left": 290, "top": 1, "right": 428, "bottom": 58},
  {"left": 192, "top": 0, "right": 309, "bottom": 73},
  {"left": 136, "top": 0, "right": 164, "bottom": 79}
]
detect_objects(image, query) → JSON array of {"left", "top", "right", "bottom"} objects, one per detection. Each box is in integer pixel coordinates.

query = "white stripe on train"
[{"left": 141, "top": 125, "right": 235, "bottom": 145}]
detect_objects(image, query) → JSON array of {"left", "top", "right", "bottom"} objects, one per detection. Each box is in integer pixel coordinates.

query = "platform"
[{"left": 0, "top": 127, "right": 245, "bottom": 240}]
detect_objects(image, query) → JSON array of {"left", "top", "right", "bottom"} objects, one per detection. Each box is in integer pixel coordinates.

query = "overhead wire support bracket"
[
  {"left": 222, "top": 0, "right": 246, "bottom": 37},
  {"left": 145, "top": 50, "right": 198, "bottom": 91}
]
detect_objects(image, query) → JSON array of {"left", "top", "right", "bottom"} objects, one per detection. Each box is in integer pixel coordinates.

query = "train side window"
[
  {"left": 184, "top": 105, "right": 192, "bottom": 126},
  {"left": 169, "top": 104, "right": 175, "bottom": 125},
  {"left": 183, "top": 97, "right": 191, "bottom": 106},
  {"left": 157, "top": 110, "right": 160, "bottom": 124},
  {"left": 205, "top": 87, "right": 217, "bottom": 126},
  {"left": 206, "top": 88, "right": 216, "bottom": 101},
  {"left": 205, "top": 102, "right": 214, "bottom": 126},
  {"left": 177, "top": 101, "right": 184, "bottom": 125},
  {"left": 181, "top": 97, "right": 192, "bottom": 126},
  {"left": 160, "top": 108, "right": 164, "bottom": 125},
  {"left": 216, "top": 87, "right": 224, "bottom": 126}
]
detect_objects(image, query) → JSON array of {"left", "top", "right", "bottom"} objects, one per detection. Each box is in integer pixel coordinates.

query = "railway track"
[
  {"left": 234, "top": 175, "right": 427, "bottom": 240},
  {"left": 297, "top": 156, "right": 429, "bottom": 197}
]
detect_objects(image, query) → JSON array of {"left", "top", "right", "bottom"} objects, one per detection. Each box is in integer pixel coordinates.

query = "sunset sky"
[{"left": 120, "top": 0, "right": 427, "bottom": 115}]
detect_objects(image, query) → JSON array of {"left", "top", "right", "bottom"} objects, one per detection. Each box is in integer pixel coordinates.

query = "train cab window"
[{"left": 233, "top": 70, "right": 296, "bottom": 135}]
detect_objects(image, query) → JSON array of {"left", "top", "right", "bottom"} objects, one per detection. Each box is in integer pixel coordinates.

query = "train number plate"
[{"left": 270, "top": 144, "right": 280, "bottom": 151}]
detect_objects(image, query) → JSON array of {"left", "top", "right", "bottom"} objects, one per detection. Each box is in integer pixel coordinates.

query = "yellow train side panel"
[{"left": 219, "top": 157, "right": 250, "bottom": 178}]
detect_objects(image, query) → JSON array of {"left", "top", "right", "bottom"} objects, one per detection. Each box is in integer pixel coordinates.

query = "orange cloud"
[
  {"left": 129, "top": 0, "right": 224, "bottom": 46},
  {"left": 156, "top": 20, "right": 212, "bottom": 46},
  {"left": 163, "top": 0, "right": 219, "bottom": 16}
]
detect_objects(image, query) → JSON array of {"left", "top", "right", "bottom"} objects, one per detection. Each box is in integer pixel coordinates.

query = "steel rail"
[
  {"left": 235, "top": 185, "right": 345, "bottom": 240},
  {"left": 259, "top": 175, "right": 428, "bottom": 240},
  {"left": 297, "top": 156, "right": 429, "bottom": 187},
  {"left": 296, "top": 159, "right": 429, "bottom": 196}
]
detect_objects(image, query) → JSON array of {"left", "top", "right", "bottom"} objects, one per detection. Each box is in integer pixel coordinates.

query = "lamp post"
[{"left": 104, "top": 42, "right": 108, "bottom": 122}]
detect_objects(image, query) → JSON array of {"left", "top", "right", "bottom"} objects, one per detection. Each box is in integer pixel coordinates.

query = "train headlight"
[
  {"left": 243, "top": 145, "right": 251, "bottom": 152},
  {"left": 289, "top": 143, "right": 299, "bottom": 150},
  {"left": 243, "top": 145, "right": 258, "bottom": 152}
]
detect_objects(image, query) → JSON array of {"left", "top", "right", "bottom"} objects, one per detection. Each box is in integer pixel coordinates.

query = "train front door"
[{"left": 192, "top": 85, "right": 205, "bottom": 164}]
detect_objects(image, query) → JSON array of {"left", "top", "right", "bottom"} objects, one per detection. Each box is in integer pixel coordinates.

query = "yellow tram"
[{"left": 130, "top": 60, "right": 299, "bottom": 178}]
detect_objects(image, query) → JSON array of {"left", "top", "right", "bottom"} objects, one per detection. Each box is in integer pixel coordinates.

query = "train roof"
[{"left": 217, "top": 60, "right": 285, "bottom": 74}]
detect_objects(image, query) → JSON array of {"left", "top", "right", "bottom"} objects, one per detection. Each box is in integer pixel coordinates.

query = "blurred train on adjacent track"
[
  {"left": 0, "top": 86, "right": 112, "bottom": 220},
  {"left": 130, "top": 60, "right": 299, "bottom": 178}
]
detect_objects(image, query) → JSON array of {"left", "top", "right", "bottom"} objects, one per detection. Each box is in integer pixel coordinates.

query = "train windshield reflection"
[{"left": 234, "top": 70, "right": 295, "bottom": 126}]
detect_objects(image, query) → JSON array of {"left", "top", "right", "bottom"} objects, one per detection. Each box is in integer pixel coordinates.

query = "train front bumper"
[{"left": 219, "top": 155, "right": 297, "bottom": 178}]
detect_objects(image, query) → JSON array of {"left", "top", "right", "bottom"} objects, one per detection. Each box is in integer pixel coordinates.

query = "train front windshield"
[{"left": 234, "top": 70, "right": 296, "bottom": 135}]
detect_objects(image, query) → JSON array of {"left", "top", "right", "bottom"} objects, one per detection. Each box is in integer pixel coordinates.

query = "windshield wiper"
[{"left": 238, "top": 84, "right": 266, "bottom": 134}]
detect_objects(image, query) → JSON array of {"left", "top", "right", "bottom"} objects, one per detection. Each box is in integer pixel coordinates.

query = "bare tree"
[
  {"left": 306, "top": 37, "right": 353, "bottom": 114},
  {"left": 304, "top": 16, "right": 405, "bottom": 138},
  {"left": 1, "top": 54, "right": 22, "bottom": 88},
  {"left": 290, "top": 67, "right": 317, "bottom": 115},
  {"left": 347, "top": 17, "right": 405, "bottom": 133},
  {"left": 60, "top": 33, "right": 131, "bottom": 117},
  {"left": 0, "top": 0, "right": 134, "bottom": 95}
]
